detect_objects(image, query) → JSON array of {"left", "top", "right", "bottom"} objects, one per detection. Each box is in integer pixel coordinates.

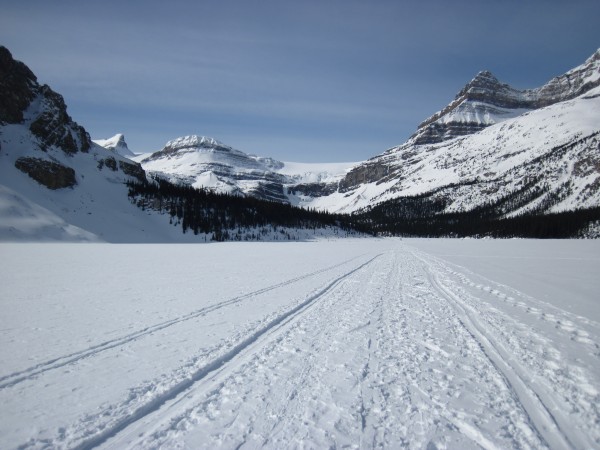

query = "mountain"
[
  {"left": 0, "top": 47, "right": 357, "bottom": 242},
  {"left": 411, "top": 50, "right": 600, "bottom": 145},
  {"left": 93, "top": 133, "right": 135, "bottom": 158},
  {"left": 129, "top": 50, "right": 600, "bottom": 222},
  {"left": 2, "top": 44, "right": 598, "bottom": 240},
  {"left": 133, "top": 135, "right": 289, "bottom": 202},
  {"left": 0, "top": 46, "right": 184, "bottom": 242},
  {"left": 132, "top": 135, "right": 355, "bottom": 203},
  {"left": 299, "top": 49, "right": 600, "bottom": 217}
]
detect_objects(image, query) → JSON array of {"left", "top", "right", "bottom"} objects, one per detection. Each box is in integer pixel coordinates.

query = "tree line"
[
  {"left": 350, "top": 194, "right": 600, "bottom": 238},
  {"left": 126, "top": 178, "right": 369, "bottom": 240},
  {"left": 127, "top": 177, "right": 599, "bottom": 240}
]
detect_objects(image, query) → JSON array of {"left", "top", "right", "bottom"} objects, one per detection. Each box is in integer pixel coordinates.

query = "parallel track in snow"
[
  {"left": 413, "top": 250, "right": 597, "bottom": 450},
  {"left": 7, "top": 244, "right": 599, "bottom": 450},
  {"left": 71, "top": 254, "right": 382, "bottom": 450},
  {"left": 0, "top": 254, "right": 367, "bottom": 390},
  {"left": 425, "top": 267, "right": 571, "bottom": 449}
]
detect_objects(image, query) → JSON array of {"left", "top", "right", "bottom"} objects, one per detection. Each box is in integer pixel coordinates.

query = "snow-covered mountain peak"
[
  {"left": 134, "top": 135, "right": 291, "bottom": 202},
  {"left": 533, "top": 48, "right": 600, "bottom": 105},
  {"left": 164, "top": 135, "right": 230, "bottom": 152},
  {"left": 456, "top": 70, "right": 524, "bottom": 104},
  {"left": 409, "top": 49, "right": 600, "bottom": 146},
  {"left": 93, "top": 133, "right": 135, "bottom": 157}
]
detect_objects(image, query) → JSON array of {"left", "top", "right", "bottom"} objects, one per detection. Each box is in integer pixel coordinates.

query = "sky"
[{"left": 1, "top": 0, "right": 599, "bottom": 162}]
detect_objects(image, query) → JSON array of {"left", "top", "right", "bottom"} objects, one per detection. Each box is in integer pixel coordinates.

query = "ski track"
[
  {"left": 0, "top": 254, "right": 366, "bottom": 390},
  {"left": 412, "top": 249, "right": 600, "bottom": 450},
  {"left": 8, "top": 245, "right": 600, "bottom": 449},
  {"left": 70, "top": 254, "right": 383, "bottom": 450}
]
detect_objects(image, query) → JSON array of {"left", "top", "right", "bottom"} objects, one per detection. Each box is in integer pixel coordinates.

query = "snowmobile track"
[
  {"left": 0, "top": 254, "right": 367, "bottom": 390},
  {"left": 71, "top": 254, "right": 382, "bottom": 450}
]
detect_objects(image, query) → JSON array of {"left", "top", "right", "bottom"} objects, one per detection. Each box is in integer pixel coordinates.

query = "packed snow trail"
[
  {"left": 99, "top": 250, "right": 597, "bottom": 449},
  {"left": 1, "top": 240, "right": 598, "bottom": 449}
]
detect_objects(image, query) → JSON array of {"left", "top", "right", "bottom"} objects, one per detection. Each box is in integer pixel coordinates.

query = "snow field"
[{"left": 0, "top": 239, "right": 599, "bottom": 449}]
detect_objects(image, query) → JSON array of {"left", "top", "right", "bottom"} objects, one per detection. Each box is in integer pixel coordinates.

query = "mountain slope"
[
  {"left": 411, "top": 49, "right": 600, "bottom": 145},
  {"left": 0, "top": 46, "right": 190, "bottom": 242},
  {"left": 132, "top": 135, "right": 355, "bottom": 203},
  {"left": 1, "top": 47, "right": 360, "bottom": 242},
  {"left": 303, "top": 49, "right": 600, "bottom": 216}
]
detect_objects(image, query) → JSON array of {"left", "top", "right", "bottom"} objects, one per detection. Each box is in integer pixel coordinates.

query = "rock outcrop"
[
  {"left": 118, "top": 160, "right": 147, "bottom": 183},
  {"left": 0, "top": 46, "right": 37, "bottom": 124},
  {"left": 14, "top": 157, "right": 76, "bottom": 189},
  {"left": 29, "top": 85, "right": 91, "bottom": 154},
  {"left": 0, "top": 46, "right": 91, "bottom": 154}
]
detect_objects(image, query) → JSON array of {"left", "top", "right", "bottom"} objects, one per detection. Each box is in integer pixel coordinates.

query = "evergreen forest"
[{"left": 127, "top": 178, "right": 600, "bottom": 240}]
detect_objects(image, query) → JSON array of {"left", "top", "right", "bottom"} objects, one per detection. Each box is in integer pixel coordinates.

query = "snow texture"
[{"left": 1, "top": 239, "right": 598, "bottom": 449}]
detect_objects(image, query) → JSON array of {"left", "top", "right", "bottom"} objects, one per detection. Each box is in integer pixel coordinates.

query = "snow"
[
  {"left": 437, "top": 101, "right": 531, "bottom": 126},
  {"left": 92, "top": 134, "right": 135, "bottom": 158},
  {"left": 310, "top": 87, "right": 600, "bottom": 214},
  {"left": 407, "top": 238, "right": 600, "bottom": 321},
  {"left": 130, "top": 135, "right": 357, "bottom": 204},
  {"left": 1, "top": 238, "right": 598, "bottom": 449},
  {"left": 277, "top": 161, "right": 357, "bottom": 184},
  {"left": 164, "top": 135, "right": 230, "bottom": 152},
  {"left": 0, "top": 185, "right": 100, "bottom": 242}
]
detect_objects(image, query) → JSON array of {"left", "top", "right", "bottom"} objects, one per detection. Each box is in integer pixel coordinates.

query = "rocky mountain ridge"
[
  {"left": 313, "top": 49, "right": 600, "bottom": 215},
  {"left": 130, "top": 135, "right": 353, "bottom": 204},
  {"left": 411, "top": 49, "right": 600, "bottom": 145},
  {"left": 2, "top": 44, "right": 599, "bottom": 240},
  {"left": 125, "top": 49, "right": 599, "bottom": 218},
  {"left": 0, "top": 46, "right": 155, "bottom": 241}
]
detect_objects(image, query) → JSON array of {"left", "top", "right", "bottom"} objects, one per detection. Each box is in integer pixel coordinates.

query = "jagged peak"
[
  {"left": 92, "top": 133, "right": 135, "bottom": 157},
  {"left": 410, "top": 49, "right": 600, "bottom": 146},
  {"left": 96, "top": 133, "right": 126, "bottom": 146},
  {"left": 458, "top": 70, "right": 509, "bottom": 99},
  {"left": 470, "top": 70, "right": 499, "bottom": 83}
]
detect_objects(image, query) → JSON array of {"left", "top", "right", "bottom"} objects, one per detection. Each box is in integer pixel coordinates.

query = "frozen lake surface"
[{"left": 1, "top": 238, "right": 599, "bottom": 449}]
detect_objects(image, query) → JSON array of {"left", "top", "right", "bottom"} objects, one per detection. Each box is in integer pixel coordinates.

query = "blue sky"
[{"left": 2, "top": 0, "right": 599, "bottom": 162}]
